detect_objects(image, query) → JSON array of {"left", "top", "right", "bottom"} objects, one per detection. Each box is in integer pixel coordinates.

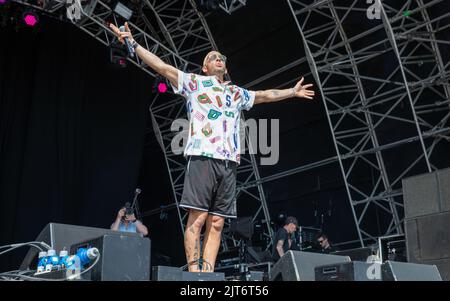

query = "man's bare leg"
[
  {"left": 201, "top": 214, "right": 225, "bottom": 272},
  {"left": 184, "top": 209, "right": 208, "bottom": 272}
]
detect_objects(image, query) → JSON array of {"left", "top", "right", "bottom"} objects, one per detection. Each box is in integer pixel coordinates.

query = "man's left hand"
[{"left": 293, "top": 77, "right": 315, "bottom": 100}]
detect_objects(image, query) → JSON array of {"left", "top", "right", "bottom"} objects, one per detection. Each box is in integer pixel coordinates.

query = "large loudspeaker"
[
  {"left": 20, "top": 223, "right": 143, "bottom": 270},
  {"left": 403, "top": 167, "right": 450, "bottom": 218},
  {"left": 269, "top": 251, "right": 351, "bottom": 281},
  {"left": 403, "top": 171, "right": 441, "bottom": 218},
  {"left": 382, "top": 261, "right": 442, "bottom": 281},
  {"left": 71, "top": 234, "right": 150, "bottom": 281},
  {"left": 403, "top": 168, "right": 450, "bottom": 280},
  {"left": 405, "top": 212, "right": 450, "bottom": 261},
  {"left": 438, "top": 168, "right": 450, "bottom": 212},
  {"left": 152, "top": 266, "right": 225, "bottom": 281}
]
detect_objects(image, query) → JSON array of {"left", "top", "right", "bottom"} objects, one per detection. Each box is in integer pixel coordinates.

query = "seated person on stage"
[
  {"left": 111, "top": 205, "right": 148, "bottom": 236},
  {"left": 316, "top": 232, "right": 336, "bottom": 254},
  {"left": 271, "top": 216, "right": 298, "bottom": 262}
]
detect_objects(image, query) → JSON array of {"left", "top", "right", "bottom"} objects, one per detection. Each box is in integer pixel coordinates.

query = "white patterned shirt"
[{"left": 172, "top": 70, "right": 255, "bottom": 164}]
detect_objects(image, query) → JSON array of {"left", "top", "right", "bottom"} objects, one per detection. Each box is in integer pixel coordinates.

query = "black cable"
[{"left": 181, "top": 258, "right": 214, "bottom": 272}]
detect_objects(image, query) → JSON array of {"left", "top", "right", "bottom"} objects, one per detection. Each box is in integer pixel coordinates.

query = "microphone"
[
  {"left": 119, "top": 25, "right": 135, "bottom": 58},
  {"left": 135, "top": 188, "right": 141, "bottom": 194}
]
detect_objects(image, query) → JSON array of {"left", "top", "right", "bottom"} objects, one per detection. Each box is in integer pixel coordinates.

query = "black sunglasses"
[{"left": 208, "top": 53, "right": 227, "bottom": 63}]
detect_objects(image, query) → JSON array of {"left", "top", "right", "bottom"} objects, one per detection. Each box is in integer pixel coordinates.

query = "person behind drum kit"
[
  {"left": 271, "top": 216, "right": 299, "bottom": 262},
  {"left": 111, "top": 203, "right": 149, "bottom": 236}
]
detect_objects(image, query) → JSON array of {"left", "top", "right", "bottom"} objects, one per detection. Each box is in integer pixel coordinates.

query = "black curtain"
[{"left": 0, "top": 16, "right": 155, "bottom": 271}]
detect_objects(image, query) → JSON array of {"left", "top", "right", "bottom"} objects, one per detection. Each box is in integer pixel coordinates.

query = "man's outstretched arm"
[
  {"left": 254, "top": 77, "right": 315, "bottom": 105},
  {"left": 109, "top": 22, "right": 179, "bottom": 88}
]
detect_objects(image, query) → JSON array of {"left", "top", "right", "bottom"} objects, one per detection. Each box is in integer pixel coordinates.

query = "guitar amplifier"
[{"left": 315, "top": 261, "right": 382, "bottom": 281}]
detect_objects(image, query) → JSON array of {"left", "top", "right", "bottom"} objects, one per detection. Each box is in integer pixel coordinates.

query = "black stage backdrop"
[{"left": 0, "top": 16, "right": 161, "bottom": 270}]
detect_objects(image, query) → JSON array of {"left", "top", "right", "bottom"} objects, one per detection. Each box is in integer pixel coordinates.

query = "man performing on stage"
[{"left": 110, "top": 22, "right": 315, "bottom": 272}]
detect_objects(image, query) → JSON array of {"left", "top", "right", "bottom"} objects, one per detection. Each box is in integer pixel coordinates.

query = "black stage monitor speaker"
[
  {"left": 20, "top": 223, "right": 143, "bottom": 270},
  {"left": 70, "top": 234, "right": 150, "bottom": 281},
  {"left": 152, "top": 266, "right": 225, "bottom": 281},
  {"left": 269, "top": 251, "right": 351, "bottom": 281},
  {"left": 382, "top": 261, "right": 442, "bottom": 281},
  {"left": 315, "top": 261, "right": 382, "bottom": 281}
]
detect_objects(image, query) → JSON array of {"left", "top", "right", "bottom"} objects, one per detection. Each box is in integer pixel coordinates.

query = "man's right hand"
[
  {"left": 109, "top": 22, "right": 134, "bottom": 44},
  {"left": 109, "top": 21, "right": 179, "bottom": 90},
  {"left": 117, "top": 208, "right": 126, "bottom": 220}
]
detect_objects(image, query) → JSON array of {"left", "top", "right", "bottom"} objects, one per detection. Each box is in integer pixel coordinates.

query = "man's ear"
[
  {"left": 202, "top": 66, "right": 208, "bottom": 74},
  {"left": 225, "top": 68, "right": 228, "bottom": 75}
]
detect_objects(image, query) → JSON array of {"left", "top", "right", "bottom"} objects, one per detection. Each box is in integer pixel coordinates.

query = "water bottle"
[
  {"left": 45, "top": 249, "right": 60, "bottom": 272},
  {"left": 36, "top": 251, "right": 47, "bottom": 274},
  {"left": 76, "top": 247, "right": 99, "bottom": 267},
  {"left": 59, "top": 250, "right": 69, "bottom": 269},
  {"left": 65, "top": 247, "right": 99, "bottom": 280},
  {"left": 65, "top": 247, "right": 99, "bottom": 269}
]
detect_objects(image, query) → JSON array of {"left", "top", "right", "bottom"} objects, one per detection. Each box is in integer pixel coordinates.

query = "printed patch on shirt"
[
  {"left": 201, "top": 152, "right": 214, "bottom": 158},
  {"left": 194, "top": 111, "right": 205, "bottom": 121},
  {"left": 202, "top": 123, "right": 213, "bottom": 137},
  {"left": 191, "top": 123, "right": 196, "bottom": 137},
  {"left": 216, "top": 147, "right": 231, "bottom": 159},
  {"left": 243, "top": 89, "right": 251, "bottom": 101},
  {"left": 215, "top": 96, "right": 223, "bottom": 108},
  {"left": 189, "top": 75, "right": 198, "bottom": 92},
  {"left": 225, "top": 111, "right": 235, "bottom": 118},
  {"left": 223, "top": 120, "right": 227, "bottom": 133},
  {"left": 212, "top": 87, "right": 223, "bottom": 93},
  {"left": 227, "top": 137, "right": 234, "bottom": 152},
  {"left": 193, "top": 139, "right": 201, "bottom": 149},
  {"left": 198, "top": 93, "right": 212, "bottom": 105},
  {"left": 210, "top": 136, "right": 221, "bottom": 144},
  {"left": 234, "top": 90, "right": 241, "bottom": 101},
  {"left": 208, "top": 109, "right": 222, "bottom": 120},
  {"left": 202, "top": 80, "right": 214, "bottom": 88},
  {"left": 186, "top": 101, "right": 193, "bottom": 113},
  {"left": 226, "top": 95, "right": 232, "bottom": 107}
]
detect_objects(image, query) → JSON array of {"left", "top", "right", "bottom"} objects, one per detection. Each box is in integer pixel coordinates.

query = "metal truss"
[
  {"left": 74, "top": 0, "right": 216, "bottom": 76},
  {"left": 219, "top": 0, "right": 247, "bottom": 14},
  {"left": 287, "top": 0, "right": 450, "bottom": 246}
]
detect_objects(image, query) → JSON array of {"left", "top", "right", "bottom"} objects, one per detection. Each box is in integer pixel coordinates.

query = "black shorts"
[{"left": 180, "top": 156, "right": 237, "bottom": 218}]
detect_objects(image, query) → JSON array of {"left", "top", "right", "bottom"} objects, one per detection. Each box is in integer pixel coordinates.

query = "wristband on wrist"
[{"left": 131, "top": 40, "right": 139, "bottom": 49}]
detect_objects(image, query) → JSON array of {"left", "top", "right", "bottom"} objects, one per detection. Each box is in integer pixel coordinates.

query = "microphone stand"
[{"left": 131, "top": 189, "right": 141, "bottom": 221}]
